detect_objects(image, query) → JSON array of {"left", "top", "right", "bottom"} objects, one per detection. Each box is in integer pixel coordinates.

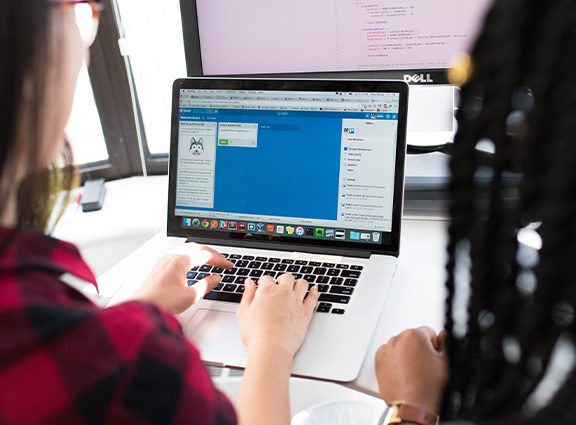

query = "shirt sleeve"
[{"left": 73, "top": 301, "right": 238, "bottom": 425}]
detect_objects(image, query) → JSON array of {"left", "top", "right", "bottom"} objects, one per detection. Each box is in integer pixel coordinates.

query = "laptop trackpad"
[{"left": 184, "top": 309, "right": 248, "bottom": 366}]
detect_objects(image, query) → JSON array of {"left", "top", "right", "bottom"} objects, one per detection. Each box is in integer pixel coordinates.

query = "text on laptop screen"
[{"left": 175, "top": 89, "right": 400, "bottom": 245}]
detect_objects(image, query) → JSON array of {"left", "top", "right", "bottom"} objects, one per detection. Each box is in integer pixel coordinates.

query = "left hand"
[
  {"left": 130, "top": 243, "right": 233, "bottom": 315},
  {"left": 374, "top": 326, "right": 448, "bottom": 415}
]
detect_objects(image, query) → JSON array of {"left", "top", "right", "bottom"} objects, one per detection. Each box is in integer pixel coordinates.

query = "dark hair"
[
  {"left": 442, "top": 1, "right": 576, "bottom": 424},
  {"left": 0, "top": 0, "right": 76, "bottom": 239}
]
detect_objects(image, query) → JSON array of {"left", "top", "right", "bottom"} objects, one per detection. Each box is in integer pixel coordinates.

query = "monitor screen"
[{"left": 189, "top": 0, "right": 492, "bottom": 80}]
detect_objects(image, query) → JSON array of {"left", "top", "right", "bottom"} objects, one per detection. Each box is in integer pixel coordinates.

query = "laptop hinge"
[{"left": 184, "top": 236, "right": 373, "bottom": 259}]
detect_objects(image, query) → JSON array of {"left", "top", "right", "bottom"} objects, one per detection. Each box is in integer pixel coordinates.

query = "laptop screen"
[{"left": 168, "top": 79, "right": 407, "bottom": 256}]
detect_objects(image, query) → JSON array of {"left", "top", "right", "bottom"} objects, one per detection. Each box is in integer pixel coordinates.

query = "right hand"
[
  {"left": 374, "top": 326, "right": 447, "bottom": 414},
  {"left": 237, "top": 274, "right": 319, "bottom": 357}
]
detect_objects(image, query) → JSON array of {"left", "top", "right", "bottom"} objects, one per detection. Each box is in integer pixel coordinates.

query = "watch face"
[{"left": 383, "top": 405, "right": 401, "bottom": 425}]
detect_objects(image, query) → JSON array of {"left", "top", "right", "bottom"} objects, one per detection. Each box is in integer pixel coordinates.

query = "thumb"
[
  {"left": 437, "top": 330, "right": 447, "bottom": 353},
  {"left": 192, "top": 275, "right": 221, "bottom": 304},
  {"left": 240, "top": 278, "right": 257, "bottom": 306}
]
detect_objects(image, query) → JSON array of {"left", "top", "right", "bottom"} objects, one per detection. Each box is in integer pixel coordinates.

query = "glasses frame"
[{"left": 51, "top": 0, "right": 104, "bottom": 47}]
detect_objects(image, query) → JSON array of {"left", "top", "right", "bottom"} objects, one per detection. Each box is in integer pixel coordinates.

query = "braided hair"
[{"left": 442, "top": 0, "right": 576, "bottom": 423}]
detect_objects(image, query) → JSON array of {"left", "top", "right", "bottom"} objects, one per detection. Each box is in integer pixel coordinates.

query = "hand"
[
  {"left": 237, "top": 274, "right": 319, "bottom": 358},
  {"left": 131, "top": 243, "right": 233, "bottom": 315},
  {"left": 375, "top": 326, "right": 447, "bottom": 415}
]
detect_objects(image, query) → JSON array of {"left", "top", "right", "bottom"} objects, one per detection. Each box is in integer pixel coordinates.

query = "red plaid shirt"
[{"left": 0, "top": 227, "right": 237, "bottom": 425}]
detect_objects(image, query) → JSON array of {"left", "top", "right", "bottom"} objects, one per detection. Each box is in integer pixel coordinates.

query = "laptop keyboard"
[{"left": 186, "top": 253, "right": 363, "bottom": 315}]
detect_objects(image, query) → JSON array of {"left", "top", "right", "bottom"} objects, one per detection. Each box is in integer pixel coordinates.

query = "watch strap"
[{"left": 385, "top": 401, "right": 439, "bottom": 425}]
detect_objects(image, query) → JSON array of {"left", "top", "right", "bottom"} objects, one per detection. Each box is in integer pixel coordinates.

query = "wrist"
[{"left": 382, "top": 401, "right": 439, "bottom": 425}]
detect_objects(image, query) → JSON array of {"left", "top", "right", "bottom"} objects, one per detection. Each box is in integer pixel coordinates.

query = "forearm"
[{"left": 237, "top": 347, "right": 293, "bottom": 425}]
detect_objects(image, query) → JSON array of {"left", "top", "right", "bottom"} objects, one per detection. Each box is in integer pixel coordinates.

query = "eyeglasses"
[{"left": 52, "top": 0, "right": 104, "bottom": 47}]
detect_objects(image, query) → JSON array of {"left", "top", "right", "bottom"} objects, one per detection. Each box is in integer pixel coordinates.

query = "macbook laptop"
[{"left": 167, "top": 78, "right": 407, "bottom": 382}]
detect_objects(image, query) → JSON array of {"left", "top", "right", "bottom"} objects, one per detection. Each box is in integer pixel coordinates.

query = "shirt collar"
[{"left": 0, "top": 227, "right": 98, "bottom": 291}]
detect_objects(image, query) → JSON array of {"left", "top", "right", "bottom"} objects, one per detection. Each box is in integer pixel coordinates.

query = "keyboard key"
[
  {"left": 229, "top": 254, "right": 242, "bottom": 259},
  {"left": 196, "top": 272, "right": 210, "bottom": 280},
  {"left": 204, "top": 292, "right": 243, "bottom": 303},
  {"left": 336, "top": 264, "right": 349, "bottom": 269},
  {"left": 224, "top": 268, "right": 237, "bottom": 275},
  {"left": 332, "top": 309, "right": 345, "bottom": 315},
  {"left": 242, "top": 255, "right": 255, "bottom": 260},
  {"left": 303, "top": 274, "right": 316, "bottom": 283},
  {"left": 287, "top": 265, "right": 300, "bottom": 273},
  {"left": 301, "top": 266, "right": 313, "bottom": 274},
  {"left": 223, "top": 284, "right": 237, "bottom": 292},
  {"left": 344, "top": 279, "right": 358, "bottom": 287},
  {"left": 350, "top": 265, "right": 364, "bottom": 271},
  {"left": 281, "top": 259, "right": 295, "bottom": 264},
  {"left": 236, "top": 260, "right": 249, "bottom": 268},
  {"left": 261, "top": 262, "right": 274, "bottom": 270},
  {"left": 212, "top": 267, "right": 224, "bottom": 274},
  {"left": 255, "top": 256, "right": 268, "bottom": 261},
  {"left": 319, "top": 294, "right": 351, "bottom": 304},
  {"left": 191, "top": 266, "right": 200, "bottom": 271},
  {"left": 199, "top": 265, "right": 212, "bottom": 272},
  {"left": 313, "top": 267, "right": 327, "bottom": 275},
  {"left": 308, "top": 283, "right": 316, "bottom": 290},
  {"left": 186, "top": 271, "right": 198, "bottom": 279},
  {"left": 330, "top": 277, "right": 344, "bottom": 285},
  {"left": 274, "top": 264, "right": 287, "bottom": 272},
  {"left": 221, "top": 253, "right": 229, "bottom": 258},
  {"left": 249, "top": 270, "right": 263, "bottom": 278},
  {"left": 248, "top": 261, "right": 262, "bottom": 268},
  {"left": 214, "top": 283, "right": 223, "bottom": 291},
  {"left": 322, "top": 263, "right": 336, "bottom": 268},
  {"left": 262, "top": 271, "right": 275, "bottom": 278},
  {"left": 295, "top": 260, "right": 308, "bottom": 265},
  {"left": 318, "top": 285, "right": 329, "bottom": 293},
  {"left": 309, "top": 261, "right": 322, "bottom": 266},
  {"left": 269, "top": 258, "right": 281, "bottom": 263},
  {"left": 330, "top": 286, "right": 354, "bottom": 295},
  {"left": 293, "top": 273, "right": 303, "bottom": 279},
  {"left": 317, "top": 276, "right": 330, "bottom": 284},
  {"left": 236, "top": 285, "right": 245, "bottom": 293},
  {"left": 317, "top": 302, "right": 332, "bottom": 313},
  {"left": 235, "top": 276, "right": 247, "bottom": 284},
  {"left": 222, "top": 275, "right": 235, "bottom": 283},
  {"left": 187, "top": 279, "right": 197, "bottom": 287},
  {"left": 237, "top": 268, "right": 250, "bottom": 276},
  {"left": 341, "top": 270, "right": 361, "bottom": 278},
  {"left": 327, "top": 269, "right": 340, "bottom": 276}
]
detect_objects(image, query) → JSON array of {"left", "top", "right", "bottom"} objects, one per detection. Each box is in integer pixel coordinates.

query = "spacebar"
[{"left": 204, "top": 291, "right": 243, "bottom": 303}]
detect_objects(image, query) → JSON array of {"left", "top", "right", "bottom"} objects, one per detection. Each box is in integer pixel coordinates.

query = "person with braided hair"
[{"left": 374, "top": 1, "right": 576, "bottom": 424}]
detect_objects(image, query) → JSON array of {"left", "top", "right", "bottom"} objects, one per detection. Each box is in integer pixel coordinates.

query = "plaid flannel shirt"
[{"left": 0, "top": 227, "right": 237, "bottom": 425}]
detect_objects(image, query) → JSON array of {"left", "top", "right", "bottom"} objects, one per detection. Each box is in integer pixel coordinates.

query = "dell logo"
[{"left": 403, "top": 73, "right": 434, "bottom": 84}]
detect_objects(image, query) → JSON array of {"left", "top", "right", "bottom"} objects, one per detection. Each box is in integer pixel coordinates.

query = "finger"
[
  {"left": 416, "top": 326, "right": 441, "bottom": 350},
  {"left": 294, "top": 278, "right": 308, "bottom": 300},
  {"left": 303, "top": 284, "right": 319, "bottom": 312},
  {"left": 257, "top": 275, "right": 276, "bottom": 289},
  {"left": 193, "top": 275, "right": 222, "bottom": 304},
  {"left": 437, "top": 330, "right": 447, "bottom": 353},
  {"left": 240, "top": 278, "right": 257, "bottom": 306},
  {"left": 277, "top": 273, "right": 296, "bottom": 289},
  {"left": 171, "top": 244, "right": 233, "bottom": 269}
]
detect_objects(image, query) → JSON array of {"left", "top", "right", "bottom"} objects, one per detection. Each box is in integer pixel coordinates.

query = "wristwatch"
[{"left": 381, "top": 401, "right": 439, "bottom": 425}]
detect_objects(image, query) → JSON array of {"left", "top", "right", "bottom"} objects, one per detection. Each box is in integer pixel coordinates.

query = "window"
[{"left": 114, "top": 0, "right": 187, "bottom": 156}]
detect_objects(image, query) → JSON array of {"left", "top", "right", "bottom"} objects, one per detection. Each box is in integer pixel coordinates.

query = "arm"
[
  {"left": 375, "top": 327, "right": 448, "bottom": 415},
  {"left": 236, "top": 275, "right": 319, "bottom": 425}
]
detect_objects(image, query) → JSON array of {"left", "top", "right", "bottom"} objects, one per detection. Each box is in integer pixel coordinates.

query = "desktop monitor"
[{"left": 180, "top": 0, "right": 493, "bottom": 85}]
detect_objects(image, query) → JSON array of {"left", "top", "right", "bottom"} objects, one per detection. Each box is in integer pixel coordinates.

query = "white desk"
[{"left": 97, "top": 216, "right": 448, "bottom": 395}]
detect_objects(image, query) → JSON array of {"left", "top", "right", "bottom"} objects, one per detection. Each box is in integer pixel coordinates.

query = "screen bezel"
[
  {"left": 179, "top": 0, "right": 450, "bottom": 85},
  {"left": 167, "top": 78, "right": 408, "bottom": 257}
]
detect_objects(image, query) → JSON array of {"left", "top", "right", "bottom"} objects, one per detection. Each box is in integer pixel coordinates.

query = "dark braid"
[{"left": 442, "top": 0, "right": 576, "bottom": 423}]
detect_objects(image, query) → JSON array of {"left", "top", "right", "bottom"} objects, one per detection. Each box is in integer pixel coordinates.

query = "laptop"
[{"left": 163, "top": 78, "right": 407, "bottom": 382}]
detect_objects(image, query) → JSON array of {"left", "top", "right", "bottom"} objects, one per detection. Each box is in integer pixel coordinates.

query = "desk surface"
[{"left": 98, "top": 217, "right": 448, "bottom": 395}]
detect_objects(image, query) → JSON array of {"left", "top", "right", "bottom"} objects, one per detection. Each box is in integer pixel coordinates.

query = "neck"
[{"left": 1, "top": 188, "right": 18, "bottom": 228}]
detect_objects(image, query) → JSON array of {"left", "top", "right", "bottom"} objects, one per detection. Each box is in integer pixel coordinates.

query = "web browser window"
[{"left": 174, "top": 89, "right": 400, "bottom": 244}]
